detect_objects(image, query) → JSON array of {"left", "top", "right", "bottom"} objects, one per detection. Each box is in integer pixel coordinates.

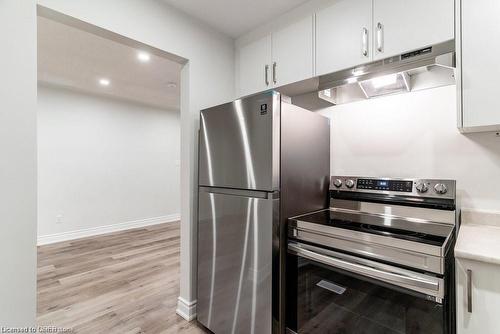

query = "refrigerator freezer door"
[
  {"left": 197, "top": 187, "right": 276, "bottom": 334},
  {"left": 199, "top": 91, "right": 280, "bottom": 191}
]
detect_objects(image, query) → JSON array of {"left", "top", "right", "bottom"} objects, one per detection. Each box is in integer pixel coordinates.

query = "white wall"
[
  {"left": 37, "top": 84, "right": 180, "bottom": 239},
  {"left": 0, "top": 0, "right": 37, "bottom": 327},
  {"left": 320, "top": 85, "right": 500, "bottom": 212},
  {"left": 36, "top": 0, "right": 235, "bottom": 319}
]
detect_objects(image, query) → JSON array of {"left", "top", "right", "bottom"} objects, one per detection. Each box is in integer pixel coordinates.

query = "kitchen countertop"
[{"left": 455, "top": 209, "right": 500, "bottom": 265}]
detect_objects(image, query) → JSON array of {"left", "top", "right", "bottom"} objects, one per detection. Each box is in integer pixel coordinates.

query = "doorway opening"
[{"left": 36, "top": 9, "right": 202, "bottom": 333}]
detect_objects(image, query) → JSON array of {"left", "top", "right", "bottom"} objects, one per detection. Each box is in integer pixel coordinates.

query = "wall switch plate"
[{"left": 56, "top": 214, "right": 63, "bottom": 224}]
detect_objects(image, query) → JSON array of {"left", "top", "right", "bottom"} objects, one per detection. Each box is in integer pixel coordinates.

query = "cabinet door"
[
  {"left": 373, "top": 0, "right": 454, "bottom": 60},
  {"left": 456, "top": 259, "right": 500, "bottom": 333},
  {"left": 238, "top": 34, "right": 272, "bottom": 97},
  {"left": 271, "top": 15, "right": 314, "bottom": 87},
  {"left": 316, "top": 0, "right": 372, "bottom": 76},
  {"left": 460, "top": 0, "right": 500, "bottom": 129}
]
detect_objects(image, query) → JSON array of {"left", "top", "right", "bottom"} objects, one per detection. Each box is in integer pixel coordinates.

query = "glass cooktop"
[{"left": 292, "top": 209, "right": 453, "bottom": 246}]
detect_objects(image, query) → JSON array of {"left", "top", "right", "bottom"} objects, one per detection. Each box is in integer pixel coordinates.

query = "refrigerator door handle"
[{"left": 199, "top": 186, "right": 279, "bottom": 199}]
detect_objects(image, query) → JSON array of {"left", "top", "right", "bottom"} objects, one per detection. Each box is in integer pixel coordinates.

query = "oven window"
[{"left": 291, "top": 258, "right": 445, "bottom": 334}]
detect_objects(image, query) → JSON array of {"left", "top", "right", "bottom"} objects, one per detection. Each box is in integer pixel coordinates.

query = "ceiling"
[
  {"left": 163, "top": 0, "right": 310, "bottom": 37},
  {"left": 38, "top": 16, "right": 182, "bottom": 110}
]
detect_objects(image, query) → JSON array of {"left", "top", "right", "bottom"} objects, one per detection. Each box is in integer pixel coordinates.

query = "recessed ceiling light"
[
  {"left": 99, "top": 78, "right": 110, "bottom": 86},
  {"left": 166, "top": 82, "right": 177, "bottom": 88},
  {"left": 137, "top": 51, "right": 151, "bottom": 63}
]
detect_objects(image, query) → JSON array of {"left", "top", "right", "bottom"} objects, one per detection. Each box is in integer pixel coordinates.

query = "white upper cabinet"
[
  {"left": 459, "top": 0, "right": 500, "bottom": 131},
  {"left": 316, "top": 0, "right": 372, "bottom": 76},
  {"left": 456, "top": 258, "right": 500, "bottom": 333},
  {"left": 238, "top": 34, "right": 272, "bottom": 98},
  {"left": 237, "top": 1, "right": 455, "bottom": 98},
  {"left": 372, "top": 0, "right": 454, "bottom": 60},
  {"left": 272, "top": 15, "right": 314, "bottom": 88},
  {"left": 237, "top": 15, "right": 314, "bottom": 97}
]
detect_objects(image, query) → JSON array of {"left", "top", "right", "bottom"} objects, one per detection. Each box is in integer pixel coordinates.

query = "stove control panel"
[
  {"left": 357, "top": 179, "right": 413, "bottom": 192},
  {"left": 330, "top": 176, "right": 456, "bottom": 199}
]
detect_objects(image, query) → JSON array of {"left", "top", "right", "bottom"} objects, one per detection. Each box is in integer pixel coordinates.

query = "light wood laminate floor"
[{"left": 37, "top": 222, "right": 209, "bottom": 334}]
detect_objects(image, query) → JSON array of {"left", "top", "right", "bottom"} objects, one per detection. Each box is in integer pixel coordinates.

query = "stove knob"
[
  {"left": 345, "top": 179, "right": 355, "bottom": 189},
  {"left": 333, "top": 178, "right": 343, "bottom": 188},
  {"left": 434, "top": 183, "right": 448, "bottom": 195},
  {"left": 415, "top": 182, "right": 429, "bottom": 193}
]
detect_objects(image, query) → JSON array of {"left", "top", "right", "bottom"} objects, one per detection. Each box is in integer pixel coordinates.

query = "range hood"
[{"left": 317, "top": 41, "right": 455, "bottom": 105}]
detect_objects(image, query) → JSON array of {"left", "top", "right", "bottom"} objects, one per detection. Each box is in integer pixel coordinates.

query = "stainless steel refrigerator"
[{"left": 197, "top": 91, "right": 330, "bottom": 334}]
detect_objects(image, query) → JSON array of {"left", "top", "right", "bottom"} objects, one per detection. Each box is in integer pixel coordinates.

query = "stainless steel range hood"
[
  {"left": 317, "top": 41, "right": 455, "bottom": 105},
  {"left": 283, "top": 40, "right": 456, "bottom": 109}
]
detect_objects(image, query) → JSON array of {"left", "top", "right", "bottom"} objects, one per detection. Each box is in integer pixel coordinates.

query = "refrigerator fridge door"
[
  {"left": 199, "top": 91, "right": 280, "bottom": 191},
  {"left": 197, "top": 186, "right": 277, "bottom": 334}
]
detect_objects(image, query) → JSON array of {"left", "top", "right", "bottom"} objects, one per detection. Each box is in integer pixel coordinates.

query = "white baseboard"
[
  {"left": 37, "top": 213, "right": 180, "bottom": 245},
  {"left": 176, "top": 296, "right": 197, "bottom": 321}
]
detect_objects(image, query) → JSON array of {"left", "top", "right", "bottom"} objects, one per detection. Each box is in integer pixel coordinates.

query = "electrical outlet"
[
  {"left": 175, "top": 159, "right": 181, "bottom": 167},
  {"left": 56, "top": 214, "right": 63, "bottom": 224}
]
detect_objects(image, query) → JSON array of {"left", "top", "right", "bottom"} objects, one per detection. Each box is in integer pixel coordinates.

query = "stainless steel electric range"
[{"left": 286, "top": 176, "right": 458, "bottom": 334}]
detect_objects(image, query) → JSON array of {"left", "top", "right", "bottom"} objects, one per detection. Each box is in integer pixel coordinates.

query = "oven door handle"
[{"left": 288, "top": 242, "right": 442, "bottom": 296}]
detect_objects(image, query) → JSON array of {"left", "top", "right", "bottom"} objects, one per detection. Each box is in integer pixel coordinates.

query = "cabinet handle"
[
  {"left": 467, "top": 269, "right": 472, "bottom": 313},
  {"left": 265, "top": 64, "right": 270, "bottom": 86},
  {"left": 272, "top": 62, "right": 277, "bottom": 84},
  {"left": 376, "top": 22, "right": 384, "bottom": 53},
  {"left": 362, "top": 27, "right": 369, "bottom": 57}
]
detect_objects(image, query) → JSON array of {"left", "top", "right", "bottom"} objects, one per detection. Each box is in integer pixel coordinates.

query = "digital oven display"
[{"left": 357, "top": 179, "right": 413, "bottom": 192}]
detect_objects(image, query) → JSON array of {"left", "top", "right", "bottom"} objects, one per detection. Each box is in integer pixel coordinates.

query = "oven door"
[{"left": 287, "top": 242, "right": 449, "bottom": 334}]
